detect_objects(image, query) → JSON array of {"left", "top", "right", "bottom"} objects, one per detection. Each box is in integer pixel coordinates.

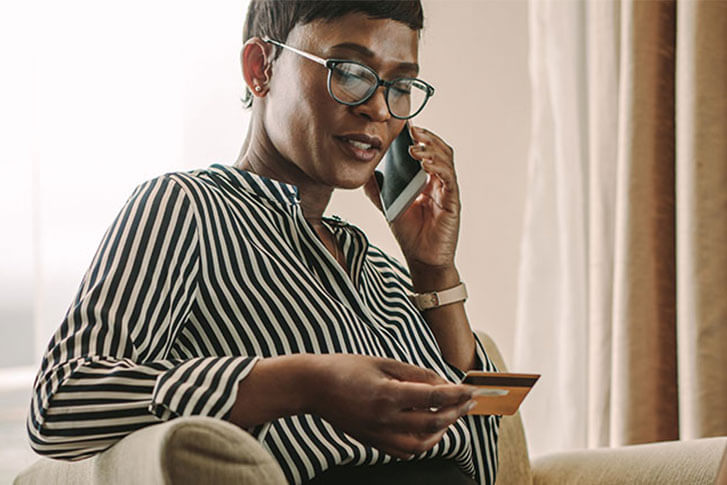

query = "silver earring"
[{"left": 254, "top": 85, "right": 262, "bottom": 92}]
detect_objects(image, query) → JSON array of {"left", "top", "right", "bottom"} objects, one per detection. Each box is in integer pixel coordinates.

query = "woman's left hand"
[{"left": 365, "top": 125, "right": 460, "bottom": 271}]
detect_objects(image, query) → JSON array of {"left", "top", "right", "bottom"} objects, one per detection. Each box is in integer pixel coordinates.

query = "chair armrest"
[
  {"left": 14, "top": 417, "right": 286, "bottom": 485},
  {"left": 532, "top": 437, "right": 727, "bottom": 485},
  {"left": 474, "top": 330, "right": 533, "bottom": 485}
]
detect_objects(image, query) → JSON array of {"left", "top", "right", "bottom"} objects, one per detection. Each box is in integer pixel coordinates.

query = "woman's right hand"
[{"left": 305, "top": 353, "right": 477, "bottom": 460}]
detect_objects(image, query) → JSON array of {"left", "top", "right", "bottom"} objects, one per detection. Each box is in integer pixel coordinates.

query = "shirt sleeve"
[{"left": 27, "top": 175, "right": 259, "bottom": 460}]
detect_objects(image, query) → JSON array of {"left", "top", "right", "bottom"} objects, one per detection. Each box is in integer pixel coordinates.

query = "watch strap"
[{"left": 410, "top": 282, "right": 468, "bottom": 311}]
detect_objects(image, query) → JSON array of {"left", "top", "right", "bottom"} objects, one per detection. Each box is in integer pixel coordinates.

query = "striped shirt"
[{"left": 27, "top": 164, "right": 499, "bottom": 484}]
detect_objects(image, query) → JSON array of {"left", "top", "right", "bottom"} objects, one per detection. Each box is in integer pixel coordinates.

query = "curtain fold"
[
  {"left": 514, "top": 0, "right": 589, "bottom": 457},
  {"left": 516, "top": 0, "right": 727, "bottom": 458},
  {"left": 611, "top": 0, "right": 678, "bottom": 446},
  {"left": 585, "top": 0, "right": 619, "bottom": 449},
  {"left": 675, "top": 0, "right": 727, "bottom": 441}
]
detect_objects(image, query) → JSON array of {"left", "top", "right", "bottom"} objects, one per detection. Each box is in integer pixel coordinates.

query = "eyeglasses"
[{"left": 263, "top": 38, "right": 435, "bottom": 120}]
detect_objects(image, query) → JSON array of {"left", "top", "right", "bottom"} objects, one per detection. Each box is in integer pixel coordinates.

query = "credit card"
[{"left": 461, "top": 371, "right": 540, "bottom": 415}]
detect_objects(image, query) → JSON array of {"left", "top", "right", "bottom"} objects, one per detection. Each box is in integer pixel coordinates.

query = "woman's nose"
[{"left": 352, "top": 86, "right": 391, "bottom": 122}]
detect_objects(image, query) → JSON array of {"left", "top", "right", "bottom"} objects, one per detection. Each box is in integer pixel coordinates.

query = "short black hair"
[{"left": 241, "top": 0, "right": 424, "bottom": 108}]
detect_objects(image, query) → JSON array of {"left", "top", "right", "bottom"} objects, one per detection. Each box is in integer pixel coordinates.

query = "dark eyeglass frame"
[{"left": 263, "top": 38, "right": 435, "bottom": 120}]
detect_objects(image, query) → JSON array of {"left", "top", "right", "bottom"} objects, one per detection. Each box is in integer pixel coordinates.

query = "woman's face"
[{"left": 262, "top": 13, "right": 419, "bottom": 190}]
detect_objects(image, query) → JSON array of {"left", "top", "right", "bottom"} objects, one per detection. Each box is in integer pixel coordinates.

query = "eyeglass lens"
[{"left": 329, "top": 62, "right": 429, "bottom": 119}]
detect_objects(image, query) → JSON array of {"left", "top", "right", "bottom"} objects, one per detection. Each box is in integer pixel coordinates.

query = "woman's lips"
[{"left": 335, "top": 136, "right": 379, "bottom": 162}]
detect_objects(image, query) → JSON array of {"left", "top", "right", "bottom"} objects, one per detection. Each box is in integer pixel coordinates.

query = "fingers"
[
  {"left": 409, "top": 141, "right": 452, "bottom": 168},
  {"left": 419, "top": 157, "right": 457, "bottom": 196},
  {"left": 395, "top": 381, "right": 475, "bottom": 410},
  {"left": 376, "top": 428, "right": 449, "bottom": 460},
  {"left": 390, "top": 399, "right": 475, "bottom": 435},
  {"left": 377, "top": 360, "right": 474, "bottom": 409},
  {"left": 410, "top": 154, "right": 459, "bottom": 214},
  {"left": 379, "top": 359, "right": 448, "bottom": 385},
  {"left": 407, "top": 133, "right": 458, "bottom": 199},
  {"left": 365, "top": 394, "right": 474, "bottom": 459},
  {"left": 409, "top": 126, "right": 454, "bottom": 166}
]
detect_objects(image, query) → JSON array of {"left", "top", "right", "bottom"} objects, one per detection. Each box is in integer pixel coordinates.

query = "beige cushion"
[
  {"left": 532, "top": 436, "right": 727, "bottom": 485},
  {"left": 14, "top": 416, "right": 286, "bottom": 485}
]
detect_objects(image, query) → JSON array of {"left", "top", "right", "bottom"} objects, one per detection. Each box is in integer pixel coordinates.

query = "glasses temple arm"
[{"left": 263, "top": 38, "right": 328, "bottom": 67}]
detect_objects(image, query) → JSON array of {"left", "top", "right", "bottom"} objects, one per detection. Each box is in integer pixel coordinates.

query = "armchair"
[{"left": 15, "top": 332, "right": 727, "bottom": 484}]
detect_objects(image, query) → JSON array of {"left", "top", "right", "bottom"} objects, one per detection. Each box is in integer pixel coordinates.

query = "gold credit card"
[{"left": 461, "top": 371, "right": 540, "bottom": 416}]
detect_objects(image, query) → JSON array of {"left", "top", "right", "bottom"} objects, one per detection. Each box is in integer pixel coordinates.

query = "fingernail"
[
  {"left": 460, "top": 387, "right": 476, "bottom": 401},
  {"left": 463, "top": 401, "right": 477, "bottom": 414}
]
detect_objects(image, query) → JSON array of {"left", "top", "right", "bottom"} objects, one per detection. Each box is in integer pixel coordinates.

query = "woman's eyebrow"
[{"left": 328, "top": 42, "right": 419, "bottom": 75}]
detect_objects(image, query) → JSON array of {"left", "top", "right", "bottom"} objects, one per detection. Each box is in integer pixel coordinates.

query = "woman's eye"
[
  {"left": 390, "top": 84, "right": 412, "bottom": 99},
  {"left": 338, "top": 70, "right": 367, "bottom": 84},
  {"left": 392, "top": 86, "right": 412, "bottom": 96},
  {"left": 342, "top": 72, "right": 360, "bottom": 81}
]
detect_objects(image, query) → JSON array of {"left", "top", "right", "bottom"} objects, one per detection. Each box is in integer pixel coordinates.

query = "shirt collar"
[{"left": 211, "top": 163, "right": 300, "bottom": 206}]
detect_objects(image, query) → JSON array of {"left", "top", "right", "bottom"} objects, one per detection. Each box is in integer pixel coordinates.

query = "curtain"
[
  {"left": 515, "top": 0, "right": 727, "bottom": 458},
  {"left": 675, "top": 0, "right": 727, "bottom": 441},
  {"left": 514, "top": 0, "right": 590, "bottom": 456}
]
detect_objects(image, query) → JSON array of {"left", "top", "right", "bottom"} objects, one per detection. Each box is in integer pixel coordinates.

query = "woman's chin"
[
  {"left": 335, "top": 178, "right": 368, "bottom": 190},
  {"left": 330, "top": 171, "right": 375, "bottom": 190}
]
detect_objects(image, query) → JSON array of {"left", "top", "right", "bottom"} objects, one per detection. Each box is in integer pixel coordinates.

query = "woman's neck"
[{"left": 234, "top": 123, "right": 334, "bottom": 221}]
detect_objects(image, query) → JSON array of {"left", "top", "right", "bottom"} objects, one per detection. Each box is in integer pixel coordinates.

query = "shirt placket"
[{"left": 292, "top": 205, "right": 379, "bottom": 326}]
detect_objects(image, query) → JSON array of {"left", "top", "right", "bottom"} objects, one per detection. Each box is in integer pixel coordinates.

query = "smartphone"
[
  {"left": 461, "top": 371, "right": 540, "bottom": 416},
  {"left": 374, "top": 124, "right": 428, "bottom": 222}
]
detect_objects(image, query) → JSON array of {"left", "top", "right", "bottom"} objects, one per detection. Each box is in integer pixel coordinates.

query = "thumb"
[{"left": 380, "top": 359, "right": 447, "bottom": 385}]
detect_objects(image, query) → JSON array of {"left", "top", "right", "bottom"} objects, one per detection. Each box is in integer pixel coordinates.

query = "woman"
[{"left": 27, "top": 1, "right": 500, "bottom": 484}]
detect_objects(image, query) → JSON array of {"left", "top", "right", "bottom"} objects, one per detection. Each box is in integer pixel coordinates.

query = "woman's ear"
[{"left": 241, "top": 37, "right": 273, "bottom": 97}]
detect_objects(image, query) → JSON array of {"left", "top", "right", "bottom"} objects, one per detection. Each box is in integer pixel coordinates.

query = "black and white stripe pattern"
[{"left": 28, "top": 164, "right": 499, "bottom": 484}]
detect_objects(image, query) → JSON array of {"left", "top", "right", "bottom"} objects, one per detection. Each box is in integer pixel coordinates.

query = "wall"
[{"left": 329, "top": 0, "right": 531, "bottom": 364}]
